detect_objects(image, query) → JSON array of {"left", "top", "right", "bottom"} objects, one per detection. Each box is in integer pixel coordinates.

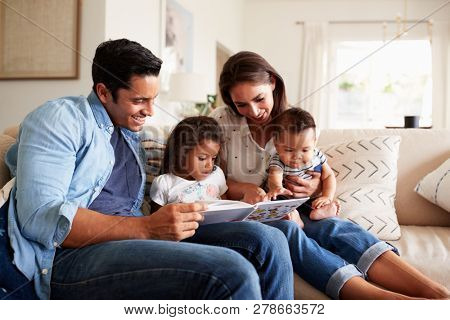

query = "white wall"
[
  {"left": 2, "top": 0, "right": 448, "bottom": 130},
  {"left": 0, "top": 0, "right": 244, "bottom": 131},
  {"left": 175, "top": 0, "right": 244, "bottom": 94},
  {"left": 0, "top": 0, "right": 106, "bottom": 131},
  {"left": 243, "top": 0, "right": 450, "bottom": 128},
  {"left": 105, "top": 0, "right": 162, "bottom": 55}
]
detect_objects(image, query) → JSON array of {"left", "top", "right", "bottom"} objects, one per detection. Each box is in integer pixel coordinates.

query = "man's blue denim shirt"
[{"left": 5, "top": 92, "right": 147, "bottom": 299}]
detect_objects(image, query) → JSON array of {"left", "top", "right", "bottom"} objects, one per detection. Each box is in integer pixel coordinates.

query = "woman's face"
[{"left": 229, "top": 81, "right": 275, "bottom": 125}]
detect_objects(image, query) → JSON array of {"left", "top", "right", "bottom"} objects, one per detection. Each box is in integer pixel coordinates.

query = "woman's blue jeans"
[
  {"left": 266, "top": 215, "right": 395, "bottom": 299},
  {"left": 50, "top": 221, "right": 293, "bottom": 300}
]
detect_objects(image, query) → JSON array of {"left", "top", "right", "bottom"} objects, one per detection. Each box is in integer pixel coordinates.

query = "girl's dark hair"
[
  {"left": 161, "top": 116, "right": 223, "bottom": 175},
  {"left": 271, "top": 108, "right": 316, "bottom": 138},
  {"left": 92, "top": 39, "right": 162, "bottom": 102},
  {"left": 219, "top": 51, "right": 288, "bottom": 118}
]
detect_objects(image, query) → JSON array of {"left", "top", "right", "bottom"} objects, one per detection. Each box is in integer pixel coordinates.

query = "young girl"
[
  {"left": 267, "top": 108, "right": 340, "bottom": 225},
  {"left": 150, "top": 116, "right": 227, "bottom": 211}
]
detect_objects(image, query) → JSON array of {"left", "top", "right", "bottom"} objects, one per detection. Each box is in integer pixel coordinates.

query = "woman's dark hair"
[
  {"left": 92, "top": 39, "right": 162, "bottom": 101},
  {"left": 219, "top": 51, "right": 288, "bottom": 118},
  {"left": 161, "top": 116, "right": 223, "bottom": 176},
  {"left": 271, "top": 108, "right": 316, "bottom": 139}
]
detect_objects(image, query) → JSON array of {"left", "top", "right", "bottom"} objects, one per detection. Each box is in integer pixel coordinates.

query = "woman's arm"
[{"left": 284, "top": 171, "right": 322, "bottom": 198}]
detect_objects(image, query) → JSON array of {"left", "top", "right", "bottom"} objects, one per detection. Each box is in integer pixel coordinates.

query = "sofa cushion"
[
  {"left": 415, "top": 159, "right": 450, "bottom": 212},
  {"left": 318, "top": 129, "right": 450, "bottom": 227},
  {"left": 0, "top": 134, "right": 15, "bottom": 188},
  {"left": 390, "top": 225, "right": 450, "bottom": 291},
  {"left": 319, "top": 136, "right": 401, "bottom": 240}
]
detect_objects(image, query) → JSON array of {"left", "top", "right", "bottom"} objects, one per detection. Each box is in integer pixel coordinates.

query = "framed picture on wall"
[
  {"left": 0, "top": 0, "right": 80, "bottom": 79},
  {"left": 160, "top": 0, "right": 194, "bottom": 91}
]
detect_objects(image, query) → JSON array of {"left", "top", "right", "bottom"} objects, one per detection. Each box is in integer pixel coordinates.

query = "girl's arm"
[{"left": 226, "top": 178, "right": 268, "bottom": 204}]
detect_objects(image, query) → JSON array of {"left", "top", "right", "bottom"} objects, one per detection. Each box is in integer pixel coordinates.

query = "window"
[{"left": 332, "top": 40, "right": 432, "bottom": 128}]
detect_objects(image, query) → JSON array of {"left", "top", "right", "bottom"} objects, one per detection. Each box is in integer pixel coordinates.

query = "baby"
[{"left": 266, "top": 108, "right": 339, "bottom": 224}]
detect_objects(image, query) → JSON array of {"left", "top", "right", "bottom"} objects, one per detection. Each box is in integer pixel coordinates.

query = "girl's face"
[
  {"left": 229, "top": 80, "right": 275, "bottom": 125},
  {"left": 185, "top": 139, "right": 220, "bottom": 181}
]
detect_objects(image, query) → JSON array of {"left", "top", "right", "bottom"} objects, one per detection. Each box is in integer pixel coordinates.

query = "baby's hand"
[
  {"left": 312, "top": 196, "right": 332, "bottom": 209},
  {"left": 267, "top": 187, "right": 293, "bottom": 200}
]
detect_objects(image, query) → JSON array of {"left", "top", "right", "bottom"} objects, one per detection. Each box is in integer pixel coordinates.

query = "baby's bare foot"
[{"left": 310, "top": 200, "right": 340, "bottom": 220}]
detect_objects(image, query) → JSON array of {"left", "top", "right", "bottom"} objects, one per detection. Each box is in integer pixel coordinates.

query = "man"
[{"left": 2, "top": 39, "right": 293, "bottom": 299}]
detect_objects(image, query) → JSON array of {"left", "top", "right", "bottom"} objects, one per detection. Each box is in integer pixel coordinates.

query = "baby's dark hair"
[
  {"left": 271, "top": 108, "right": 316, "bottom": 139},
  {"left": 161, "top": 116, "right": 223, "bottom": 176}
]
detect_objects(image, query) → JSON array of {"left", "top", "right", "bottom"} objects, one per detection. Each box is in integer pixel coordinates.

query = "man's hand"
[
  {"left": 284, "top": 171, "right": 321, "bottom": 198},
  {"left": 266, "top": 187, "right": 293, "bottom": 200},
  {"left": 242, "top": 186, "right": 268, "bottom": 204},
  {"left": 144, "top": 203, "right": 206, "bottom": 241}
]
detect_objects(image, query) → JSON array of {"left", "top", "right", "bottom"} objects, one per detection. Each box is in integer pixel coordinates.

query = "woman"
[{"left": 211, "top": 51, "right": 449, "bottom": 299}]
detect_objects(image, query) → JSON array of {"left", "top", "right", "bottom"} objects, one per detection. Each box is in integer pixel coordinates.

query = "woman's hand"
[
  {"left": 284, "top": 171, "right": 322, "bottom": 198},
  {"left": 266, "top": 187, "right": 293, "bottom": 200},
  {"left": 242, "top": 186, "right": 268, "bottom": 204}
]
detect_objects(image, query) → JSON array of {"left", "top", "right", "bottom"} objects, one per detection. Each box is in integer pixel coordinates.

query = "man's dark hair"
[
  {"left": 92, "top": 39, "right": 162, "bottom": 101},
  {"left": 161, "top": 116, "right": 223, "bottom": 176},
  {"left": 271, "top": 108, "right": 316, "bottom": 139}
]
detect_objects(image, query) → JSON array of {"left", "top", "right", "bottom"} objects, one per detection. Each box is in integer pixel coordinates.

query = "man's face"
[{"left": 100, "top": 75, "right": 159, "bottom": 132}]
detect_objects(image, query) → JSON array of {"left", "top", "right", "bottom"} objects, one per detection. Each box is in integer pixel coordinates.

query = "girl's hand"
[
  {"left": 312, "top": 196, "right": 331, "bottom": 209},
  {"left": 266, "top": 187, "right": 293, "bottom": 200},
  {"left": 242, "top": 186, "right": 268, "bottom": 204}
]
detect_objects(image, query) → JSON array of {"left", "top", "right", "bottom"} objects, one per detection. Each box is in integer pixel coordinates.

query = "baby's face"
[{"left": 274, "top": 128, "right": 316, "bottom": 168}]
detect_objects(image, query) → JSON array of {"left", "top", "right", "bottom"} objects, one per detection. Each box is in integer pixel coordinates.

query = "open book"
[{"left": 199, "top": 197, "right": 309, "bottom": 225}]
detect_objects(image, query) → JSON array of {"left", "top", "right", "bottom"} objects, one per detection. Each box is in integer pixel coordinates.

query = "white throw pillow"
[
  {"left": 319, "top": 136, "right": 402, "bottom": 240},
  {"left": 414, "top": 159, "right": 450, "bottom": 212}
]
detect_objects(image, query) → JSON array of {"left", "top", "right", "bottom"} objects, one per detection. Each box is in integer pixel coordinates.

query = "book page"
[
  {"left": 200, "top": 200, "right": 255, "bottom": 225},
  {"left": 245, "top": 198, "right": 309, "bottom": 222}
]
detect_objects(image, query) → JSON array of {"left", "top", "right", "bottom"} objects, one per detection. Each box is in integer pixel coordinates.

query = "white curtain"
[{"left": 297, "top": 22, "right": 330, "bottom": 129}]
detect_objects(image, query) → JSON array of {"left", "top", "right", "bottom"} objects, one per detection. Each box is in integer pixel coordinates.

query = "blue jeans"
[
  {"left": 286, "top": 214, "right": 396, "bottom": 298},
  {"left": 0, "top": 198, "right": 37, "bottom": 300},
  {"left": 50, "top": 222, "right": 293, "bottom": 299},
  {"left": 185, "top": 221, "right": 293, "bottom": 299}
]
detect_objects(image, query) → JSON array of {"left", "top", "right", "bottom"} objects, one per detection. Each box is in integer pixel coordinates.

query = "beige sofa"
[
  {"left": 296, "top": 128, "right": 450, "bottom": 299},
  {"left": 1, "top": 126, "right": 449, "bottom": 299}
]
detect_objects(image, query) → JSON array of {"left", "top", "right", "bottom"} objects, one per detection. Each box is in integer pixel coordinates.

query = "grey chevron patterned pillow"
[{"left": 319, "top": 136, "right": 402, "bottom": 240}]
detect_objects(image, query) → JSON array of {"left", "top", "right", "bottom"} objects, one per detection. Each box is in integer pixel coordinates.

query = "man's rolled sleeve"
[{"left": 53, "top": 201, "right": 79, "bottom": 247}]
